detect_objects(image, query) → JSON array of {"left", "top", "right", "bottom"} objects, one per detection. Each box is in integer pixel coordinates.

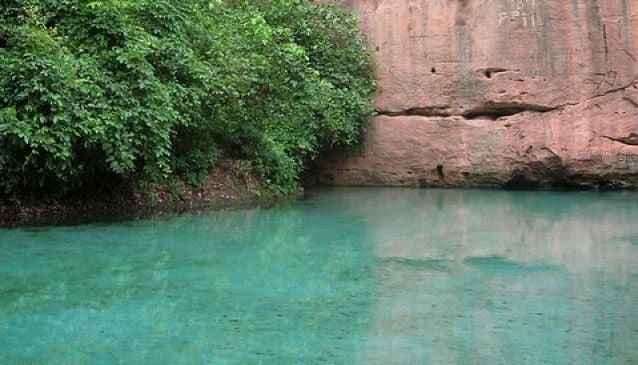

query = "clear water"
[{"left": 1, "top": 188, "right": 638, "bottom": 364}]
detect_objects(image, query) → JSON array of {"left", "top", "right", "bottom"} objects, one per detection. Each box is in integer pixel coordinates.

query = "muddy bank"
[{"left": 0, "top": 161, "right": 285, "bottom": 227}]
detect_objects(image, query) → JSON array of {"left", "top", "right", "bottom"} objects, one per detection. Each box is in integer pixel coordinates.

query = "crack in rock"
[
  {"left": 601, "top": 133, "right": 638, "bottom": 146},
  {"left": 623, "top": 96, "right": 638, "bottom": 108},
  {"left": 377, "top": 79, "right": 638, "bottom": 120},
  {"left": 556, "top": 79, "right": 638, "bottom": 109},
  {"left": 477, "top": 68, "right": 520, "bottom": 79},
  {"left": 462, "top": 102, "right": 555, "bottom": 120},
  {"left": 377, "top": 107, "right": 452, "bottom": 118},
  {"left": 377, "top": 102, "right": 555, "bottom": 120}
]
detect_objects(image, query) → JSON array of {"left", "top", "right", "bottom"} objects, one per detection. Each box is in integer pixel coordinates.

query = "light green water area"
[{"left": 1, "top": 188, "right": 638, "bottom": 364}]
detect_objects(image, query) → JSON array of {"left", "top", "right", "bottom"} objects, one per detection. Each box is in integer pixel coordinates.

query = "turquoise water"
[{"left": 1, "top": 188, "right": 638, "bottom": 364}]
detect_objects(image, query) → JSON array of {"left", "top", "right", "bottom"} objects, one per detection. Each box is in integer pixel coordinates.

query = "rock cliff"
[{"left": 319, "top": 0, "right": 638, "bottom": 188}]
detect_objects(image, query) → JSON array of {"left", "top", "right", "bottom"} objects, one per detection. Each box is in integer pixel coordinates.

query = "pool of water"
[{"left": 1, "top": 188, "right": 638, "bottom": 364}]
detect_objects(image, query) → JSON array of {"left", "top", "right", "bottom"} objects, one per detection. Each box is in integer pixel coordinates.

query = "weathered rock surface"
[{"left": 320, "top": 0, "right": 638, "bottom": 188}]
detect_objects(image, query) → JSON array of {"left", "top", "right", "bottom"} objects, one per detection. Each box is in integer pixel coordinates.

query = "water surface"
[{"left": 1, "top": 188, "right": 638, "bottom": 364}]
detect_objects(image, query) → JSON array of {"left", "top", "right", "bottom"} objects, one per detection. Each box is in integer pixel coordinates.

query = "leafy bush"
[{"left": 0, "top": 0, "right": 375, "bottom": 198}]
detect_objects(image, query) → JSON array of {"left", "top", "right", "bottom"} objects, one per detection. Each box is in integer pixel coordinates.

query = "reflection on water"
[{"left": 1, "top": 188, "right": 637, "bottom": 364}]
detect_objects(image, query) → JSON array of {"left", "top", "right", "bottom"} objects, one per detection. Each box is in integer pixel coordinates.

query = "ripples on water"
[{"left": 1, "top": 188, "right": 637, "bottom": 364}]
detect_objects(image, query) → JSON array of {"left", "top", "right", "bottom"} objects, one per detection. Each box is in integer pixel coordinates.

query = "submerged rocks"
[{"left": 320, "top": 0, "right": 638, "bottom": 189}]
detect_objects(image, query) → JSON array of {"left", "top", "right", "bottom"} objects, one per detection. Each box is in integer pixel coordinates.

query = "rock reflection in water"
[{"left": 326, "top": 189, "right": 638, "bottom": 364}]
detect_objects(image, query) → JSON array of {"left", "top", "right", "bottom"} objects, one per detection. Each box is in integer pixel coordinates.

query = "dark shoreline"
[
  {"left": 0, "top": 162, "right": 284, "bottom": 228},
  {"left": 0, "top": 193, "right": 280, "bottom": 228},
  {"left": 5, "top": 179, "right": 635, "bottom": 227}
]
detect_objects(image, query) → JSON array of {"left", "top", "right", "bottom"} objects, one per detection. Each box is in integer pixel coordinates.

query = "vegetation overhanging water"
[{"left": 0, "top": 0, "right": 375, "bottom": 200}]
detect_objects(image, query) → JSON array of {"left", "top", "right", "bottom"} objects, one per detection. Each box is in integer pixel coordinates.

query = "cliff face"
[{"left": 319, "top": 0, "right": 638, "bottom": 188}]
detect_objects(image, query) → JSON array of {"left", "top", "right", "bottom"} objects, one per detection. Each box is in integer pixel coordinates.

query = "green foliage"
[{"left": 0, "top": 0, "right": 375, "bottom": 198}]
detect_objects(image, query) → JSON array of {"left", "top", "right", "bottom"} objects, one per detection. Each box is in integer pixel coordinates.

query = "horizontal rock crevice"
[
  {"left": 376, "top": 102, "right": 556, "bottom": 120},
  {"left": 376, "top": 107, "right": 452, "bottom": 118},
  {"left": 600, "top": 133, "right": 638, "bottom": 146},
  {"left": 461, "top": 102, "right": 556, "bottom": 120},
  {"left": 377, "top": 79, "right": 638, "bottom": 121}
]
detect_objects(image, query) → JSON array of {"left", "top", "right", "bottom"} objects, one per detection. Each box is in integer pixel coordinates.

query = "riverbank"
[{"left": 0, "top": 161, "right": 283, "bottom": 227}]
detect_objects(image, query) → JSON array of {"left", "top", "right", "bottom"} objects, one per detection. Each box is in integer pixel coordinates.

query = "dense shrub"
[{"left": 0, "top": 0, "right": 375, "bottom": 198}]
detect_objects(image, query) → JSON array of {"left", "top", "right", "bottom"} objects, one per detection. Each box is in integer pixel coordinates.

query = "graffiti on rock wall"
[{"left": 498, "top": 0, "right": 536, "bottom": 28}]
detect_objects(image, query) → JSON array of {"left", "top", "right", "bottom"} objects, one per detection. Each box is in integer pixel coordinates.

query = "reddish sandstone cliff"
[{"left": 320, "top": 0, "right": 638, "bottom": 188}]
